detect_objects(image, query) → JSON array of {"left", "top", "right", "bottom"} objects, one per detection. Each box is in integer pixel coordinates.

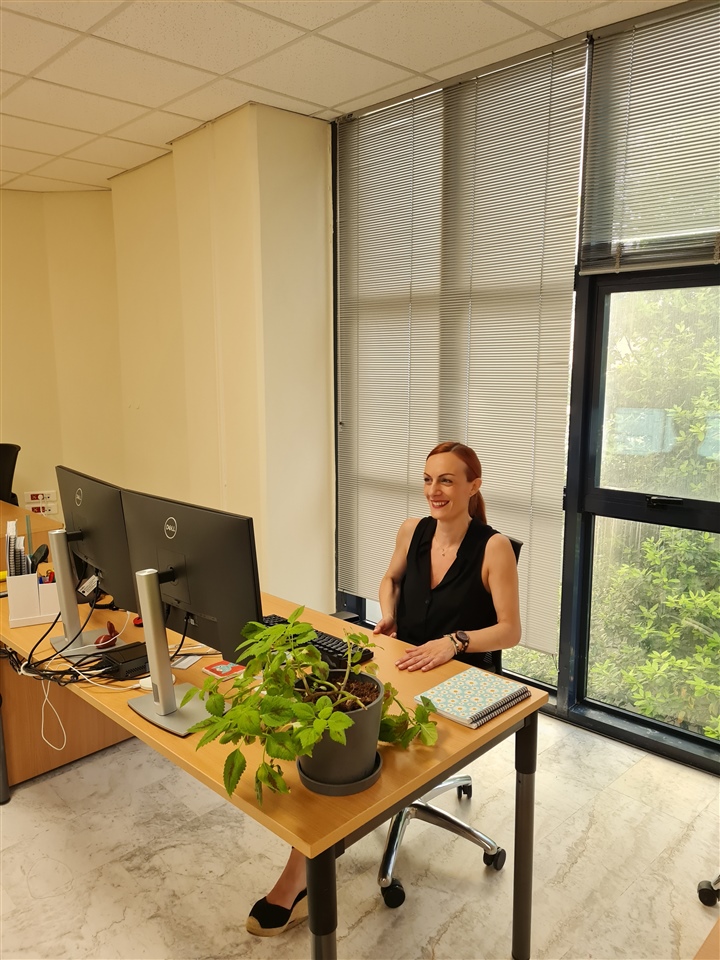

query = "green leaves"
[
  {"left": 206, "top": 693, "right": 227, "bottom": 717},
  {"left": 224, "top": 749, "right": 246, "bottom": 796},
  {"left": 190, "top": 611, "right": 438, "bottom": 805},
  {"left": 254, "top": 763, "right": 290, "bottom": 805},
  {"left": 378, "top": 685, "right": 438, "bottom": 749},
  {"left": 327, "top": 711, "right": 354, "bottom": 744}
]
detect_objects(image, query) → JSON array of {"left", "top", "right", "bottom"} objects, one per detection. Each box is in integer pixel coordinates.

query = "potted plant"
[{"left": 183, "top": 607, "right": 438, "bottom": 803}]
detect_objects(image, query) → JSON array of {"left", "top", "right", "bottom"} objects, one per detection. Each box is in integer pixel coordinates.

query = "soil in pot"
[{"left": 298, "top": 672, "right": 383, "bottom": 792}]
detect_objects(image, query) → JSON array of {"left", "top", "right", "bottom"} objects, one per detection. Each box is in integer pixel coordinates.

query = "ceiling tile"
[
  {"left": 492, "top": 1, "right": 605, "bottom": 28},
  {"left": 232, "top": 35, "right": 414, "bottom": 107},
  {"left": 36, "top": 36, "right": 214, "bottom": 108},
  {"left": 242, "top": 1, "right": 369, "bottom": 30},
  {"left": 335, "top": 76, "right": 438, "bottom": 114},
  {"left": 0, "top": 70, "right": 24, "bottom": 94},
  {"left": 0, "top": 8, "right": 78, "bottom": 74},
  {"left": 320, "top": 1, "right": 529, "bottom": 73},
  {"left": 31, "top": 155, "right": 124, "bottom": 186},
  {"left": 165, "top": 77, "right": 320, "bottom": 121},
  {"left": 5, "top": 173, "right": 103, "bottom": 191},
  {"left": 94, "top": 1, "right": 303, "bottom": 74},
  {"left": 0, "top": 144, "right": 52, "bottom": 173},
  {"left": 1, "top": 1, "right": 126, "bottom": 32},
  {"left": 1, "top": 79, "right": 148, "bottom": 134},
  {"left": 427, "top": 29, "right": 551, "bottom": 80},
  {"left": 68, "top": 137, "right": 168, "bottom": 169},
  {"left": 0, "top": 114, "right": 95, "bottom": 153},
  {"left": 547, "top": 0, "right": 686, "bottom": 37},
  {"left": 108, "top": 111, "right": 200, "bottom": 147}
]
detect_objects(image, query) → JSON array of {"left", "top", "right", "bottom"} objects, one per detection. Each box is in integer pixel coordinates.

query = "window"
[
  {"left": 561, "top": 4, "right": 719, "bottom": 764},
  {"left": 335, "top": 2, "right": 720, "bottom": 768}
]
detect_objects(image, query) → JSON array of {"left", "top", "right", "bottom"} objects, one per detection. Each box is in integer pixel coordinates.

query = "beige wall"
[
  {"left": 0, "top": 105, "right": 335, "bottom": 612},
  {"left": 255, "top": 106, "right": 335, "bottom": 613},
  {"left": 44, "top": 194, "right": 123, "bottom": 478},
  {"left": 0, "top": 191, "right": 118, "bottom": 499},
  {"left": 111, "top": 153, "right": 190, "bottom": 498}
]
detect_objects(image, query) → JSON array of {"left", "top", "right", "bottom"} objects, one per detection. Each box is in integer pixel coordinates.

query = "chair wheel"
[
  {"left": 381, "top": 878, "right": 406, "bottom": 908},
  {"left": 698, "top": 881, "right": 720, "bottom": 906},
  {"left": 457, "top": 784, "right": 472, "bottom": 799},
  {"left": 483, "top": 848, "right": 506, "bottom": 870}
]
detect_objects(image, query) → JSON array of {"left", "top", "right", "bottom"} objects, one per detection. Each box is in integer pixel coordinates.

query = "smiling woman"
[{"left": 373, "top": 440, "right": 521, "bottom": 674}]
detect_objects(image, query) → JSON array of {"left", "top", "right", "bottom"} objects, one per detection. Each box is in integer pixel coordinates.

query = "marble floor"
[{"left": 1, "top": 715, "right": 718, "bottom": 960}]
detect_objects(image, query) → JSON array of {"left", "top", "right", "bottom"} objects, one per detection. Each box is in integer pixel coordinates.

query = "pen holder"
[{"left": 6, "top": 573, "right": 60, "bottom": 628}]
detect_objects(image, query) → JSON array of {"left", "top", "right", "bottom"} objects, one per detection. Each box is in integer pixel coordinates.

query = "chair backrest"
[
  {"left": 478, "top": 535, "right": 522, "bottom": 675},
  {"left": 0, "top": 444, "right": 21, "bottom": 505}
]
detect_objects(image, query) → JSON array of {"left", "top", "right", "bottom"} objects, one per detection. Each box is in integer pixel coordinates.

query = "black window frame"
[{"left": 557, "top": 263, "right": 720, "bottom": 774}]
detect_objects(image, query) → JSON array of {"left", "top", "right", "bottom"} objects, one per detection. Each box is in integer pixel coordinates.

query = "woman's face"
[{"left": 423, "top": 452, "right": 481, "bottom": 522}]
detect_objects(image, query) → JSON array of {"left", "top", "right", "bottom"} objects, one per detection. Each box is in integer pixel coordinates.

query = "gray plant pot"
[{"left": 297, "top": 672, "right": 384, "bottom": 795}]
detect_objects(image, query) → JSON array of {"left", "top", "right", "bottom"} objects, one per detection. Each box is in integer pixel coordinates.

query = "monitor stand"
[
  {"left": 128, "top": 568, "right": 210, "bottom": 737},
  {"left": 47, "top": 529, "right": 128, "bottom": 659}
]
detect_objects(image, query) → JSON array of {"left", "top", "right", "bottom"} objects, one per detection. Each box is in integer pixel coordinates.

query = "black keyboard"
[{"left": 261, "top": 614, "right": 373, "bottom": 669}]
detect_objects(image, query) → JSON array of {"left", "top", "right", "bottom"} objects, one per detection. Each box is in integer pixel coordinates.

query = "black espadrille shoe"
[{"left": 246, "top": 889, "right": 308, "bottom": 937}]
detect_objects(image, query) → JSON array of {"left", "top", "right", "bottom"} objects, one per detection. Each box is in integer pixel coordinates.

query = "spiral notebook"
[{"left": 416, "top": 667, "right": 530, "bottom": 728}]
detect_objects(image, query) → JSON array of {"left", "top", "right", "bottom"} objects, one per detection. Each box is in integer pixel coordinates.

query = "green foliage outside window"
[
  {"left": 505, "top": 286, "right": 720, "bottom": 740},
  {"left": 589, "top": 524, "right": 720, "bottom": 738}
]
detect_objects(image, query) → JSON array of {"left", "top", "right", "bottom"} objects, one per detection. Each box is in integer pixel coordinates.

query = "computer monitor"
[
  {"left": 50, "top": 466, "right": 138, "bottom": 657},
  {"left": 120, "top": 490, "right": 264, "bottom": 735},
  {"left": 121, "top": 490, "right": 262, "bottom": 661}
]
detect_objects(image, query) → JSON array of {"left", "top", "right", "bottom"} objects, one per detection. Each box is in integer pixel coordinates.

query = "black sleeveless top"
[{"left": 396, "top": 516, "right": 500, "bottom": 670}]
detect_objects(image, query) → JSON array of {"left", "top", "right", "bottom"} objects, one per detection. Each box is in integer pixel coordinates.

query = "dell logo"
[
  {"left": 164, "top": 517, "right": 177, "bottom": 539},
  {"left": 75, "top": 487, "right": 83, "bottom": 506}
]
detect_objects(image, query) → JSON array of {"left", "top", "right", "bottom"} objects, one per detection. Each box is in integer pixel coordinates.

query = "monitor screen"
[
  {"left": 55, "top": 465, "right": 138, "bottom": 613},
  {"left": 120, "top": 490, "right": 263, "bottom": 663}
]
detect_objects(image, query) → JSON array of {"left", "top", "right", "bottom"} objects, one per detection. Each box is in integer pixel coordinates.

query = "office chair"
[
  {"left": 377, "top": 536, "right": 523, "bottom": 908},
  {"left": 0, "top": 444, "right": 21, "bottom": 506},
  {"left": 697, "top": 873, "right": 720, "bottom": 906}
]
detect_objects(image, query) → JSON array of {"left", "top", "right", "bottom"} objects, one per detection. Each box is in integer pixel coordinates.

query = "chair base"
[
  {"left": 378, "top": 774, "right": 503, "bottom": 903},
  {"left": 697, "top": 874, "right": 720, "bottom": 906}
]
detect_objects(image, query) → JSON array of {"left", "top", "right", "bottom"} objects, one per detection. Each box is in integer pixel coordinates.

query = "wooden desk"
[
  {"left": 0, "top": 502, "right": 131, "bottom": 787},
  {"left": 0, "top": 588, "right": 547, "bottom": 960}
]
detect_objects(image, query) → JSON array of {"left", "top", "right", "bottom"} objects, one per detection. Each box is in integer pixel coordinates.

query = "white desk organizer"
[{"left": 7, "top": 573, "right": 60, "bottom": 627}]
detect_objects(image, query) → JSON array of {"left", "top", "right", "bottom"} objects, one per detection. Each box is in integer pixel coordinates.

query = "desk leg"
[
  {"left": 307, "top": 846, "right": 337, "bottom": 960},
  {"left": 512, "top": 710, "right": 537, "bottom": 960},
  {"left": 0, "top": 694, "right": 10, "bottom": 805}
]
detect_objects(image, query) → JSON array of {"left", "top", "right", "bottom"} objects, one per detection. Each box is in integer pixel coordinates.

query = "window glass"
[
  {"left": 598, "top": 286, "right": 720, "bottom": 502},
  {"left": 587, "top": 517, "right": 720, "bottom": 740}
]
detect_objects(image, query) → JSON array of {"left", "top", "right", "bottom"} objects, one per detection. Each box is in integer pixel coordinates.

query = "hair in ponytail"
[{"left": 426, "top": 441, "right": 487, "bottom": 524}]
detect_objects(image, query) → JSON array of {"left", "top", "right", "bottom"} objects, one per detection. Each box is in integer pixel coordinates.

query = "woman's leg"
[
  {"left": 265, "top": 846, "right": 307, "bottom": 906},
  {"left": 246, "top": 846, "right": 308, "bottom": 936}
]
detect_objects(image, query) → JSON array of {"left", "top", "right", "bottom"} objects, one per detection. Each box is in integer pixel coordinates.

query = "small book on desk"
[
  {"left": 202, "top": 660, "right": 245, "bottom": 680},
  {"left": 416, "top": 667, "right": 530, "bottom": 728}
]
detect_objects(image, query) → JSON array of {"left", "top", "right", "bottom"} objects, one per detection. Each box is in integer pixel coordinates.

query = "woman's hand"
[
  {"left": 395, "top": 636, "right": 455, "bottom": 672},
  {"left": 373, "top": 616, "right": 397, "bottom": 638}
]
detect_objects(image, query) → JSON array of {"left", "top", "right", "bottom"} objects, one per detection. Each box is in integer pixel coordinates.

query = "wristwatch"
[{"left": 453, "top": 630, "right": 471, "bottom": 654}]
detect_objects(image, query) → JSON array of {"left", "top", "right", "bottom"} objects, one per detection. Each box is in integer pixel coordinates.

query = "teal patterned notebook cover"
[{"left": 416, "top": 668, "right": 530, "bottom": 728}]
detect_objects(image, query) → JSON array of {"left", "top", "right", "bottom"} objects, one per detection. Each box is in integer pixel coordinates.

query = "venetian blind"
[
  {"left": 336, "top": 44, "right": 586, "bottom": 655},
  {"left": 580, "top": 3, "right": 720, "bottom": 273}
]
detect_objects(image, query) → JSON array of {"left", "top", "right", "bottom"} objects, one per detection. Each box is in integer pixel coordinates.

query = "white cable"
[
  {"left": 40, "top": 680, "right": 67, "bottom": 751},
  {"left": 42, "top": 647, "right": 143, "bottom": 691},
  {"left": 68, "top": 664, "right": 143, "bottom": 691}
]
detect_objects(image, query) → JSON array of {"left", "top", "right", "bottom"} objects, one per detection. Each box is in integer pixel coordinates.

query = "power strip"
[{"left": 101, "top": 643, "right": 149, "bottom": 679}]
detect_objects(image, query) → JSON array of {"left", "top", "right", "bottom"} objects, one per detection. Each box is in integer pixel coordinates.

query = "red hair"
[{"left": 426, "top": 441, "right": 487, "bottom": 524}]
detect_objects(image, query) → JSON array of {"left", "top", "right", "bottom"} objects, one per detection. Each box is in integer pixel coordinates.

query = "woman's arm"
[
  {"left": 395, "top": 533, "right": 521, "bottom": 671},
  {"left": 373, "top": 518, "right": 420, "bottom": 637}
]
